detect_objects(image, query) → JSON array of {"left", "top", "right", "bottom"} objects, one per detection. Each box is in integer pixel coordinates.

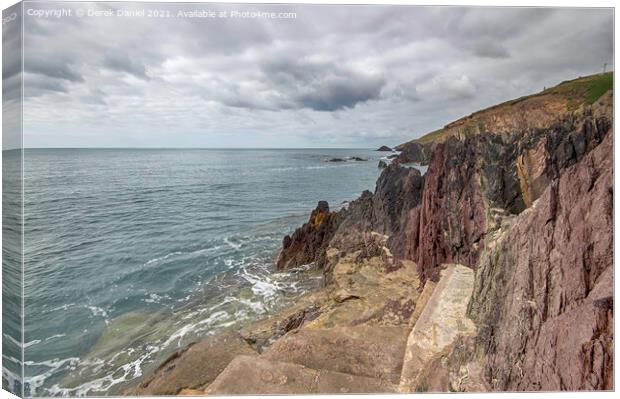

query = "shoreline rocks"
[
  {"left": 129, "top": 82, "right": 613, "bottom": 395},
  {"left": 377, "top": 145, "right": 393, "bottom": 151}
]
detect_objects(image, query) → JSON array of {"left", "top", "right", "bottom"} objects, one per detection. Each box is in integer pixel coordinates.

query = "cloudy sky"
[{"left": 4, "top": 2, "right": 614, "bottom": 148}]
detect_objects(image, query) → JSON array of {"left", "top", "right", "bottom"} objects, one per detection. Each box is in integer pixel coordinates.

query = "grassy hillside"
[{"left": 403, "top": 72, "right": 613, "bottom": 147}]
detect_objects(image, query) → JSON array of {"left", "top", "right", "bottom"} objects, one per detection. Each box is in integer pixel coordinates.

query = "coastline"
[{"left": 128, "top": 74, "right": 613, "bottom": 394}]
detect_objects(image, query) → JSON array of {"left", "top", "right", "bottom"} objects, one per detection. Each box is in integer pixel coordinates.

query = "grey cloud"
[
  {"left": 262, "top": 60, "right": 385, "bottom": 111},
  {"left": 102, "top": 52, "right": 150, "bottom": 80},
  {"left": 25, "top": 54, "right": 84, "bottom": 82},
  {"left": 471, "top": 38, "right": 510, "bottom": 58},
  {"left": 18, "top": 3, "right": 614, "bottom": 148},
  {"left": 202, "top": 59, "right": 386, "bottom": 112},
  {"left": 293, "top": 73, "right": 385, "bottom": 111},
  {"left": 3, "top": 10, "right": 22, "bottom": 81},
  {"left": 24, "top": 74, "right": 69, "bottom": 98},
  {"left": 2, "top": 74, "right": 22, "bottom": 102}
]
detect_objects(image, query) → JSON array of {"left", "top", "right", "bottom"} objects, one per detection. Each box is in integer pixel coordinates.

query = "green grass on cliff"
[
  {"left": 585, "top": 73, "right": 613, "bottom": 104},
  {"left": 406, "top": 72, "right": 613, "bottom": 146},
  {"left": 543, "top": 72, "right": 613, "bottom": 107}
]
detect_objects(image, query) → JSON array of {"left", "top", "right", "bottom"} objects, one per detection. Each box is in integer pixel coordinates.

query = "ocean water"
[{"left": 13, "top": 148, "right": 392, "bottom": 396}]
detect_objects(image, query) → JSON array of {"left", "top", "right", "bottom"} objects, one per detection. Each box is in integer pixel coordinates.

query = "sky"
[{"left": 3, "top": 2, "right": 614, "bottom": 149}]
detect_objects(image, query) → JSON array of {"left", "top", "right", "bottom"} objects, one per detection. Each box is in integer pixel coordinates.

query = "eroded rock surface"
[{"left": 469, "top": 131, "right": 613, "bottom": 391}]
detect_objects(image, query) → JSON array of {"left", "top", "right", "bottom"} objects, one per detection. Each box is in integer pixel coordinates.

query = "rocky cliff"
[
  {"left": 395, "top": 72, "right": 613, "bottom": 165},
  {"left": 270, "top": 74, "right": 614, "bottom": 392},
  {"left": 130, "top": 74, "right": 613, "bottom": 395}
]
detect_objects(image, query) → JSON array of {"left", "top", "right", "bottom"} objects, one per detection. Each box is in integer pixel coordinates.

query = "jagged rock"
[
  {"left": 126, "top": 331, "right": 257, "bottom": 395},
  {"left": 377, "top": 145, "right": 393, "bottom": 151},
  {"left": 468, "top": 131, "right": 613, "bottom": 391},
  {"left": 393, "top": 136, "right": 489, "bottom": 283},
  {"left": 373, "top": 164, "right": 424, "bottom": 235},
  {"left": 394, "top": 141, "right": 435, "bottom": 165},
  {"left": 276, "top": 201, "right": 343, "bottom": 270},
  {"left": 391, "top": 98, "right": 612, "bottom": 283},
  {"left": 378, "top": 160, "right": 388, "bottom": 169},
  {"left": 282, "top": 163, "right": 424, "bottom": 276},
  {"left": 205, "top": 355, "right": 397, "bottom": 394},
  {"left": 516, "top": 107, "right": 611, "bottom": 207},
  {"left": 261, "top": 326, "right": 409, "bottom": 383},
  {"left": 328, "top": 164, "right": 424, "bottom": 266}
]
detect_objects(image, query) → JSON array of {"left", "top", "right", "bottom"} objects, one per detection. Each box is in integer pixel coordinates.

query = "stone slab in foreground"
[
  {"left": 399, "top": 264, "right": 475, "bottom": 391},
  {"left": 206, "top": 355, "right": 397, "bottom": 394},
  {"left": 261, "top": 325, "right": 409, "bottom": 384}
]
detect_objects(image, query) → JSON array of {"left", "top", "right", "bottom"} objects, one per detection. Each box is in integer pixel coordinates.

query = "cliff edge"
[{"left": 130, "top": 73, "right": 613, "bottom": 394}]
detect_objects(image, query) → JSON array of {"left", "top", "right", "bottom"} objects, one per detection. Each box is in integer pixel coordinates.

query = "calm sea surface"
[{"left": 11, "top": 148, "right": 400, "bottom": 396}]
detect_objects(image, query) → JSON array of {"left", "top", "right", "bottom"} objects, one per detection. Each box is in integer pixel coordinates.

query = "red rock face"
[
  {"left": 392, "top": 104, "right": 612, "bottom": 284},
  {"left": 413, "top": 140, "right": 487, "bottom": 282},
  {"left": 469, "top": 131, "right": 613, "bottom": 391}
]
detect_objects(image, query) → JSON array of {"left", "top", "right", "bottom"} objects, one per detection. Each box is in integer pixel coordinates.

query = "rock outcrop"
[
  {"left": 324, "top": 164, "right": 424, "bottom": 276},
  {"left": 394, "top": 141, "right": 435, "bottom": 165},
  {"left": 377, "top": 145, "right": 393, "bottom": 151},
  {"left": 395, "top": 72, "right": 612, "bottom": 166},
  {"left": 392, "top": 92, "right": 612, "bottom": 283},
  {"left": 276, "top": 201, "right": 343, "bottom": 270}
]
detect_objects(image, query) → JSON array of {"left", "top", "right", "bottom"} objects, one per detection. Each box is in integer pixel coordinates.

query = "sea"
[{"left": 2, "top": 148, "right": 424, "bottom": 396}]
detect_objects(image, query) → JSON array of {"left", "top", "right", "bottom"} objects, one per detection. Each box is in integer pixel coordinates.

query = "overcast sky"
[{"left": 4, "top": 2, "right": 614, "bottom": 148}]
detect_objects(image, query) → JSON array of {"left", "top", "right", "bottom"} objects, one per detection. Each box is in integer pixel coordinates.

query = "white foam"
[
  {"left": 223, "top": 237, "right": 242, "bottom": 250},
  {"left": 144, "top": 251, "right": 184, "bottom": 266},
  {"left": 86, "top": 305, "right": 110, "bottom": 325}
]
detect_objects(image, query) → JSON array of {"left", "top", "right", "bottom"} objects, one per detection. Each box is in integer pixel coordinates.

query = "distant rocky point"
[
  {"left": 326, "top": 156, "right": 368, "bottom": 162},
  {"left": 376, "top": 145, "right": 392, "bottom": 151}
]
